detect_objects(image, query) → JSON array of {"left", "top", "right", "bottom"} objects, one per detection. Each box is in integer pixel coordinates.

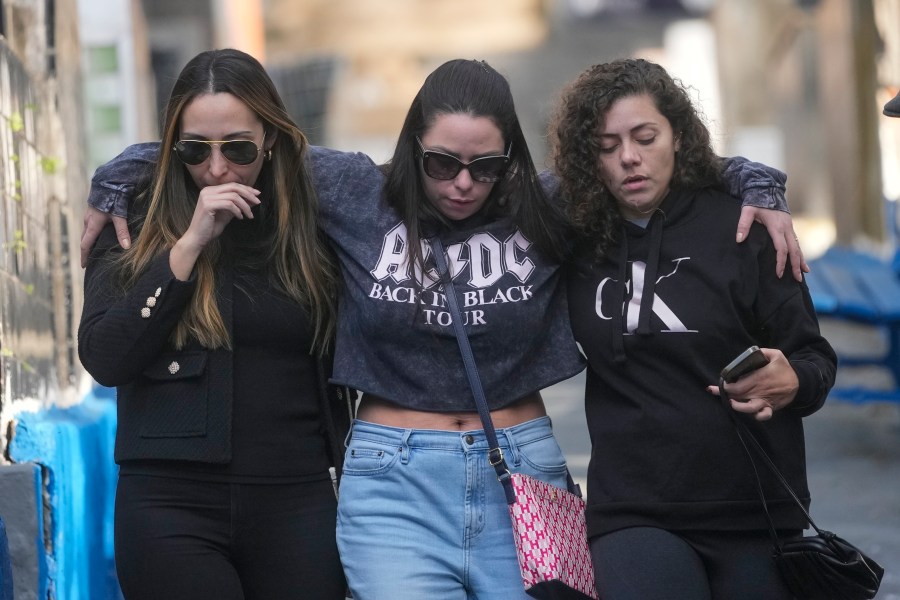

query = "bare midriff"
[{"left": 356, "top": 392, "right": 547, "bottom": 431}]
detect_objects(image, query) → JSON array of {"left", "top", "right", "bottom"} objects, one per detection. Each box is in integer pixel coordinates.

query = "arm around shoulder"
[
  {"left": 720, "top": 156, "right": 788, "bottom": 211},
  {"left": 89, "top": 142, "right": 161, "bottom": 217}
]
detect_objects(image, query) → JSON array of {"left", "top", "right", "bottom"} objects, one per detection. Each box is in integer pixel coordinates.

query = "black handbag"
[{"left": 719, "top": 378, "right": 884, "bottom": 600}]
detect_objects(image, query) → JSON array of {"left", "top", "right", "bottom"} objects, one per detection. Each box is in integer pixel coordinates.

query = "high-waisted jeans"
[{"left": 336, "top": 416, "right": 569, "bottom": 600}]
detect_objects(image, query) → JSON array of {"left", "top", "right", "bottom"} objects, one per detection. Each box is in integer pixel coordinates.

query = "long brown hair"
[{"left": 121, "top": 49, "right": 338, "bottom": 353}]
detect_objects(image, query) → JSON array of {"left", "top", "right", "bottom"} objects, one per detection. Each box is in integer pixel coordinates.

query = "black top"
[{"left": 228, "top": 270, "right": 330, "bottom": 479}]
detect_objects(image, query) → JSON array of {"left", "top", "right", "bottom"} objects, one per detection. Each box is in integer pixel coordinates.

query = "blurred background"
[{"left": 1, "top": 0, "right": 899, "bottom": 598}]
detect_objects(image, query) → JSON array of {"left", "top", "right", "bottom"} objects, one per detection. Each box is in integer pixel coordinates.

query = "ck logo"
[{"left": 594, "top": 258, "right": 695, "bottom": 334}]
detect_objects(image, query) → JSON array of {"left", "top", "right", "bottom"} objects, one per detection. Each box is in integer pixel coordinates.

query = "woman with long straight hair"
[{"left": 79, "top": 49, "right": 347, "bottom": 600}]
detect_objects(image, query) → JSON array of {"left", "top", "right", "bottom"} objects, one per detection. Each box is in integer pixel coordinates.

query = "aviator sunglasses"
[
  {"left": 416, "top": 137, "right": 511, "bottom": 183},
  {"left": 174, "top": 136, "right": 265, "bottom": 166}
]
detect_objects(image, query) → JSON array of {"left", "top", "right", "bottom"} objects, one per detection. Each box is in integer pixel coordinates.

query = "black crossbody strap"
[
  {"left": 719, "top": 377, "right": 826, "bottom": 550},
  {"left": 430, "top": 237, "right": 516, "bottom": 504}
]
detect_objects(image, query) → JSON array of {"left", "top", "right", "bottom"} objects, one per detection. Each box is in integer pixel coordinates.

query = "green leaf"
[
  {"left": 40, "top": 156, "right": 60, "bottom": 174},
  {"left": 3, "top": 230, "right": 27, "bottom": 252},
  {"left": 9, "top": 112, "right": 24, "bottom": 132}
]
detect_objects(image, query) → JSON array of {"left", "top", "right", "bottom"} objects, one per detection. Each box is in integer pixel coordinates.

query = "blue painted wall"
[{"left": 8, "top": 386, "right": 122, "bottom": 600}]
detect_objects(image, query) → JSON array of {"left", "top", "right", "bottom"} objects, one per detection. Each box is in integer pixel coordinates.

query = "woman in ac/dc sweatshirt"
[{"left": 553, "top": 58, "right": 837, "bottom": 600}]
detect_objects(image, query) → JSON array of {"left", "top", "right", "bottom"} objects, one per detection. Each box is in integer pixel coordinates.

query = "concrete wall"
[{"left": 0, "top": 514, "right": 14, "bottom": 599}]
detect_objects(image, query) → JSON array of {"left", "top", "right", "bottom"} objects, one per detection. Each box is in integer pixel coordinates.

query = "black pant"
[
  {"left": 114, "top": 474, "right": 346, "bottom": 600},
  {"left": 590, "top": 526, "right": 800, "bottom": 600}
]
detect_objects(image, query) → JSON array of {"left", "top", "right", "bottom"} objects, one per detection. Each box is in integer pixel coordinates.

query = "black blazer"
[{"left": 79, "top": 223, "right": 352, "bottom": 471}]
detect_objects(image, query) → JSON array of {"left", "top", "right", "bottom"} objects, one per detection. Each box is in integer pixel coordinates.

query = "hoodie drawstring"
[
  {"left": 611, "top": 233, "right": 629, "bottom": 364},
  {"left": 637, "top": 209, "right": 665, "bottom": 335},
  {"left": 613, "top": 208, "right": 666, "bottom": 362}
]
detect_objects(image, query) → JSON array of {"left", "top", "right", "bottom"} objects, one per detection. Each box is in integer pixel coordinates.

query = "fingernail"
[
  {"left": 121, "top": 239, "right": 131, "bottom": 249},
  {"left": 736, "top": 232, "right": 744, "bottom": 243}
]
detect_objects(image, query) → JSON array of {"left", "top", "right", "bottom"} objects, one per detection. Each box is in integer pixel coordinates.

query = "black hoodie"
[{"left": 566, "top": 187, "right": 836, "bottom": 539}]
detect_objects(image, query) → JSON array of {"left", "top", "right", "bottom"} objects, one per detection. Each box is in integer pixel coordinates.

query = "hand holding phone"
[{"left": 720, "top": 346, "right": 770, "bottom": 383}]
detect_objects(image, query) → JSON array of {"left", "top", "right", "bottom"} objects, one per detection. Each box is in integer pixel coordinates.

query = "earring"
[{"left": 266, "top": 149, "right": 273, "bottom": 161}]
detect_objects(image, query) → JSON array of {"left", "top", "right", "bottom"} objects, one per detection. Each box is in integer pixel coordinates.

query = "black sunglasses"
[
  {"left": 173, "top": 138, "right": 264, "bottom": 166},
  {"left": 416, "top": 137, "right": 511, "bottom": 183}
]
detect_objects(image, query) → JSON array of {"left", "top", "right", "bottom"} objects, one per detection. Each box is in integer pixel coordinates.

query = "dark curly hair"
[{"left": 550, "top": 58, "right": 723, "bottom": 259}]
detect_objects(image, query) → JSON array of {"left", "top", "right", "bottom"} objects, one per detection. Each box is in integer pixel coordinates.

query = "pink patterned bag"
[
  {"left": 509, "top": 473, "right": 598, "bottom": 599},
  {"left": 431, "top": 239, "right": 597, "bottom": 599}
]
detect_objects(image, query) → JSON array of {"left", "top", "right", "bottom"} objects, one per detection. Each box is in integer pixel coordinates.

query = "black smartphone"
[{"left": 720, "top": 346, "right": 770, "bottom": 383}]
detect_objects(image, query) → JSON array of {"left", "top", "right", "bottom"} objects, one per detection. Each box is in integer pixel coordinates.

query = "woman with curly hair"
[{"left": 554, "top": 58, "right": 837, "bottom": 599}]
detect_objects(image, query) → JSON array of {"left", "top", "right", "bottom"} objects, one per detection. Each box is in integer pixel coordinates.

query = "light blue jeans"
[{"left": 336, "top": 416, "right": 570, "bottom": 600}]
